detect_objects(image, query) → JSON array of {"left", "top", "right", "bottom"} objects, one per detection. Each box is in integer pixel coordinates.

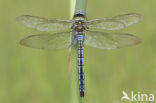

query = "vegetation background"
[{"left": 0, "top": 0, "right": 155, "bottom": 103}]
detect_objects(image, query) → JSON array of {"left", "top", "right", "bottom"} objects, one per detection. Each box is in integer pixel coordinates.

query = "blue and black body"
[
  {"left": 77, "top": 35, "right": 84, "bottom": 97},
  {"left": 17, "top": 2, "right": 143, "bottom": 98},
  {"left": 72, "top": 11, "right": 88, "bottom": 97}
]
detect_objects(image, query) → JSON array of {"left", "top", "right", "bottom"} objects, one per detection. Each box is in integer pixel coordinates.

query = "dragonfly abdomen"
[{"left": 77, "top": 35, "right": 85, "bottom": 97}]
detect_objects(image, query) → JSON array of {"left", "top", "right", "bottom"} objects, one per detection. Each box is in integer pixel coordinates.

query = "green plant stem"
[
  {"left": 75, "top": 0, "right": 88, "bottom": 14},
  {"left": 69, "top": 0, "right": 87, "bottom": 103},
  {"left": 69, "top": 45, "right": 81, "bottom": 103}
]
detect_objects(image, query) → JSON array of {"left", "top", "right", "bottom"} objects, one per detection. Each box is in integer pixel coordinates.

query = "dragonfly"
[{"left": 17, "top": 11, "right": 143, "bottom": 97}]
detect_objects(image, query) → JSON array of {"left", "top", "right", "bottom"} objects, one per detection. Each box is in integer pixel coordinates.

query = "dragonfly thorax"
[{"left": 72, "top": 20, "right": 88, "bottom": 34}]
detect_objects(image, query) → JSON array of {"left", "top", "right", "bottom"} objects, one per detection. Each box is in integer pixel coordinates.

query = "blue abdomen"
[{"left": 77, "top": 35, "right": 85, "bottom": 97}]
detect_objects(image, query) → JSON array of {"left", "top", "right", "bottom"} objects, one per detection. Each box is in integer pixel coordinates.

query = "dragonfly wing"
[
  {"left": 87, "top": 19, "right": 125, "bottom": 30},
  {"left": 87, "top": 13, "right": 143, "bottom": 30},
  {"left": 113, "top": 13, "right": 143, "bottom": 26},
  {"left": 16, "top": 15, "right": 72, "bottom": 32},
  {"left": 20, "top": 31, "right": 72, "bottom": 50},
  {"left": 36, "top": 19, "right": 72, "bottom": 32},
  {"left": 85, "top": 30, "right": 141, "bottom": 50}
]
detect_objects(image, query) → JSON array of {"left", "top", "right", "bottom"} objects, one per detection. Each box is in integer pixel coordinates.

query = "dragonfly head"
[
  {"left": 74, "top": 13, "right": 85, "bottom": 18},
  {"left": 73, "top": 10, "right": 86, "bottom": 20}
]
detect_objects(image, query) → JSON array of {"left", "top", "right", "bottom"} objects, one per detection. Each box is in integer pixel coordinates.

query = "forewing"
[
  {"left": 36, "top": 19, "right": 72, "bottom": 32},
  {"left": 113, "top": 13, "right": 143, "bottom": 26},
  {"left": 20, "top": 31, "right": 72, "bottom": 50},
  {"left": 16, "top": 15, "right": 72, "bottom": 32},
  {"left": 87, "top": 13, "right": 143, "bottom": 30},
  {"left": 85, "top": 30, "right": 141, "bottom": 50},
  {"left": 87, "top": 19, "right": 125, "bottom": 30}
]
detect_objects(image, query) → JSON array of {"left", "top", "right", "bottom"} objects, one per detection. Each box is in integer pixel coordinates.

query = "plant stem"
[
  {"left": 75, "top": 0, "right": 88, "bottom": 14},
  {"left": 69, "top": 0, "right": 87, "bottom": 103}
]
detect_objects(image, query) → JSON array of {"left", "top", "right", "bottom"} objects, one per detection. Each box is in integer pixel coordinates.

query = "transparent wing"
[
  {"left": 85, "top": 30, "right": 141, "bottom": 50},
  {"left": 20, "top": 31, "right": 72, "bottom": 50},
  {"left": 87, "top": 13, "right": 143, "bottom": 30},
  {"left": 16, "top": 15, "right": 73, "bottom": 32}
]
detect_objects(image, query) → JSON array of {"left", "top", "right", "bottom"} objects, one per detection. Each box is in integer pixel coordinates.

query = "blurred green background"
[{"left": 0, "top": 0, "right": 156, "bottom": 103}]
